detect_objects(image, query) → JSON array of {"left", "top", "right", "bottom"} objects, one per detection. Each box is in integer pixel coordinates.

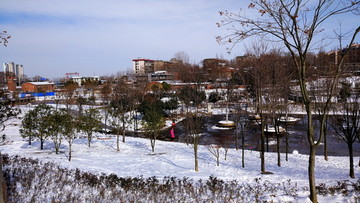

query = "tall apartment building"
[
  {"left": 3, "top": 62, "right": 24, "bottom": 83},
  {"left": 133, "top": 58, "right": 155, "bottom": 74}
]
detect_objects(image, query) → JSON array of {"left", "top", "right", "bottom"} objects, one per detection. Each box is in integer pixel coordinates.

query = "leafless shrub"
[{"left": 4, "top": 154, "right": 357, "bottom": 202}]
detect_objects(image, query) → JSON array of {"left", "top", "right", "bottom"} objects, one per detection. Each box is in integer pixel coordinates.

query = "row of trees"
[
  {"left": 20, "top": 104, "right": 102, "bottom": 161},
  {"left": 18, "top": 61, "right": 360, "bottom": 177},
  {"left": 18, "top": 77, "right": 209, "bottom": 159},
  {"left": 330, "top": 83, "right": 360, "bottom": 179},
  {"left": 217, "top": 1, "right": 360, "bottom": 202}
]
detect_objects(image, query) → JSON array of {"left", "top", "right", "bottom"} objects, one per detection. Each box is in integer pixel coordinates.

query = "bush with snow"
[{"left": 2, "top": 154, "right": 360, "bottom": 202}]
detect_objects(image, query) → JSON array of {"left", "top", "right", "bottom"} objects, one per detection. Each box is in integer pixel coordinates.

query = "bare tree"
[
  {"left": 183, "top": 113, "right": 203, "bottom": 172},
  {"left": 62, "top": 81, "right": 78, "bottom": 113},
  {"left": 218, "top": 1, "right": 360, "bottom": 202},
  {"left": 234, "top": 101, "right": 248, "bottom": 168},
  {"left": 241, "top": 42, "right": 272, "bottom": 173},
  {"left": 62, "top": 112, "right": 77, "bottom": 161},
  {"left": 330, "top": 81, "right": 360, "bottom": 178},
  {"left": 173, "top": 51, "right": 190, "bottom": 64},
  {"left": 76, "top": 96, "right": 87, "bottom": 117},
  {"left": 100, "top": 81, "right": 112, "bottom": 132},
  {"left": 218, "top": 135, "right": 232, "bottom": 161},
  {"left": 0, "top": 31, "right": 11, "bottom": 47},
  {"left": 207, "top": 144, "right": 221, "bottom": 166},
  {"left": 178, "top": 85, "right": 206, "bottom": 145},
  {"left": 330, "top": 102, "right": 360, "bottom": 178},
  {"left": 83, "top": 79, "right": 98, "bottom": 97},
  {"left": 264, "top": 49, "right": 292, "bottom": 167},
  {"left": 111, "top": 78, "right": 135, "bottom": 145}
]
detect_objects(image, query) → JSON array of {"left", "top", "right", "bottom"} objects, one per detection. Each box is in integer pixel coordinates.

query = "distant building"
[
  {"left": 6, "top": 76, "right": 17, "bottom": 92},
  {"left": 343, "top": 43, "right": 360, "bottom": 64},
  {"left": 3, "top": 62, "right": 24, "bottom": 83},
  {"left": 154, "top": 60, "right": 176, "bottom": 72},
  {"left": 22, "top": 82, "right": 55, "bottom": 93},
  {"left": 202, "top": 58, "right": 233, "bottom": 80},
  {"left": 134, "top": 71, "right": 173, "bottom": 86},
  {"left": 0, "top": 72, "right": 6, "bottom": 89},
  {"left": 70, "top": 76, "right": 100, "bottom": 86},
  {"left": 133, "top": 58, "right": 155, "bottom": 74},
  {"left": 326, "top": 43, "right": 360, "bottom": 74}
]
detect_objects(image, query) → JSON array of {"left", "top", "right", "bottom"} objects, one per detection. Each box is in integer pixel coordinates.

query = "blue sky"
[{"left": 0, "top": 0, "right": 359, "bottom": 79}]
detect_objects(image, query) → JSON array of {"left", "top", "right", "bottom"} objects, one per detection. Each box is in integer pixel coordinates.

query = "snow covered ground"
[{"left": 1, "top": 105, "right": 359, "bottom": 202}]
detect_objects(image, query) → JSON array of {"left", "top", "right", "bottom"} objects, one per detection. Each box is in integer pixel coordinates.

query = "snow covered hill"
[{"left": 0, "top": 105, "right": 359, "bottom": 202}]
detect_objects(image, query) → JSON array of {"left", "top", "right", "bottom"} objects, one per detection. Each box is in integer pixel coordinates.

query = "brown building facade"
[
  {"left": 6, "top": 76, "right": 16, "bottom": 92},
  {"left": 21, "top": 82, "right": 55, "bottom": 93}
]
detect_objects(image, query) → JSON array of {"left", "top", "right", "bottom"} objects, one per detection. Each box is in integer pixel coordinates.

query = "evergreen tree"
[
  {"left": 78, "top": 108, "right": 102, "bottom": 147},
  {"left": 20, "top": 104, "right": 53, "bottom": 150}
]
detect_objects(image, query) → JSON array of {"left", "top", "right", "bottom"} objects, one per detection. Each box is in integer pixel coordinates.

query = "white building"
[
  {"left": 70, "top": 76, "right": 100, "bottom": 86},
  {"left": 133, "top": 58, "right": 155, "bottom": 74}
]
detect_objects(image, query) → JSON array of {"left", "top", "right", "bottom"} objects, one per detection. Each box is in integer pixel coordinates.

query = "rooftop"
[{"left": 28, "top": 82, "right": 55, "bottom": 85}]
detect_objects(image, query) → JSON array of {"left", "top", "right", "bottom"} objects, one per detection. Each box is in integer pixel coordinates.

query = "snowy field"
[{"left": 0, "top": 105, "right": 359, "bottom": 202}]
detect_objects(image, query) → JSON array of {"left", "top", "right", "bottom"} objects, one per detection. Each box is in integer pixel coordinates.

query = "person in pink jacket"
[{"left": 170, "top": 120, "right": 176, "bottom": 140}]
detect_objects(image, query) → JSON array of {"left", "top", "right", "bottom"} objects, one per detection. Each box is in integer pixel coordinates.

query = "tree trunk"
[
  {"left": 194, "top": 144, "right": 199, "bottom": 172},
  {"left": 88, "top": 133, "right": 91, "bottom": 147},
  {"left": 122, "top": 129, "right": 126, "bottom": 143},
  {"left": 277, "top": 133, "right": 281, "bottom": 167},
  {"left": 235, "top": 130, "right": 239, "bottom": 150},
  {"left": 242, "top": 129, "right": 245, "bottom": 168},
  {"left": 122, "top": 121, "right": 126, "bottom": 143},
  {"left": 186, "top": 133, "right": 190, "bottom": 146},
  {"left": 285, "top": 132, "right": 289, "bottom": 162},
  {"left": 104, "top": 111, "right": 108, "bottom": 133},
  {"left": 323, "top": 123, "right": 328, "bottom": 161},
  {"left": 151, "top": 138, "right": 155, "bottom": 153},
  {"left": 116, "top": 133, "right": 120, "bottom": 152},
  {"left": 260, "top": 129, "right": 265, "bottom": 173},
  {"left": 348, "top": 142, "right": 355, "bottom": 178},
  {"left": 55, "top": 141, "right": 59, "bottom": 154},
  {"left": 40, "top": 137, "right": 44, "bottom": 150},
  {"left": 260, "top": 107, "right": 266, "bottom": 173},
  {"left": 216, "top": 148, "right": 220, "bottom": 166},
  {"left": 266, "top": 129, "right": 269, "bottom": 152},
  {"left": 309, "top": 144, "right": 317, "bottom": 203},
  {"left": 283, "top": 121, "right": 289, "bottom": 162},
  {"left": 68, "top": 144, "right": 72, "bottom": 161},
  {"left": 303, "top": 89, "right": 319, "bottom": 203},
  {"left": 78, "top": 106, "right": 83, "bottom": 117}
]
